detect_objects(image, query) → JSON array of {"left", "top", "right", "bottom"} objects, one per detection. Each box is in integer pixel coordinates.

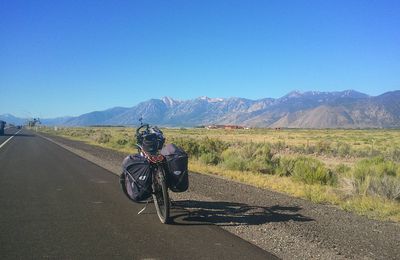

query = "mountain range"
[{"left": 2, "top": 90, "right": 400, "bottom": 128}]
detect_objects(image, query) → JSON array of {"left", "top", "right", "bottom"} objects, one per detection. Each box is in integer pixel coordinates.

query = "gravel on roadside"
[{"left": 38, "top": 132, "right": 400, "bottom": 260}]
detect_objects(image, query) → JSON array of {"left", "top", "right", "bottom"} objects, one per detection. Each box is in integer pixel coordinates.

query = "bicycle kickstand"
[{"left": 137, "top": 200, "right": 150, "bottom": 215}]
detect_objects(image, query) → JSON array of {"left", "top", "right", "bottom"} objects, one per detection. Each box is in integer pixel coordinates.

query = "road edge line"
[{"left": 0, "top": 129, "right": 22, "bottom": 149}]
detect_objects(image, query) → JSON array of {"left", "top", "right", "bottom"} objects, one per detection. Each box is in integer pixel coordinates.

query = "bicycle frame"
[{"left": 135, "top": 144, "right": 170, "bottom": 224}]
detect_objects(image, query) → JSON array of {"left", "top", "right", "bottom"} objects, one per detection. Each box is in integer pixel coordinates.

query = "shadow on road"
[{"left": 170, "top": 200, "right": 314, "bottom": 226}]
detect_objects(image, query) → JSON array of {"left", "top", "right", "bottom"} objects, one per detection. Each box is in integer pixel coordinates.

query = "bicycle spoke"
[{"left": 152, "top": 167, "right": 170, "bottom": 224}]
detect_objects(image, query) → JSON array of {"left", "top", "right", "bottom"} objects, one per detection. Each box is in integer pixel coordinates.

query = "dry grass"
[
  {"left": 189, "top": 159, "right": 399, "bottom": 221},
  {"left": 165, "top": 128, "right": 400, "bottom": 152}
]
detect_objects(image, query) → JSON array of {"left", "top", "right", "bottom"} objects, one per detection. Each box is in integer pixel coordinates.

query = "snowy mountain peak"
[
  {"left": 339, "top": 90, "right": 369, "bottom": 98},
  {"left": 285, "top": 90, "right": 303, "bottom": 98},
  {"left": 198, "top": 96, "right": 225, "bottom": 102},
  {"left": 162, "top": 96, "right": 175, "bottom": 105},
  {"left": 161, "top": 96, "right": 182, "bottom": 107}
]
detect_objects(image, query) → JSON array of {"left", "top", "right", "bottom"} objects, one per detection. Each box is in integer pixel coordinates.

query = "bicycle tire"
[{"left": 152, "top": 166, "right": 170, "bottom": 224}]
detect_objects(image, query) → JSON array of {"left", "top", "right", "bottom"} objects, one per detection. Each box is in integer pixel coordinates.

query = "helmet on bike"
[{"left": 136, "top": 125, "right": 165, "bottom": 154}]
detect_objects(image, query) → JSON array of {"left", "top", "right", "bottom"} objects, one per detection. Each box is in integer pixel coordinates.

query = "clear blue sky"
[{"left": 1, "top": 0, "right": 399, "bottom": 118}]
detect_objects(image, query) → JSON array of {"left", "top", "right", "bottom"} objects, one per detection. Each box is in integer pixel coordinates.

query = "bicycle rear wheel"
[{"left": 152, "top": 166, "right": 170, "bottom": 224}]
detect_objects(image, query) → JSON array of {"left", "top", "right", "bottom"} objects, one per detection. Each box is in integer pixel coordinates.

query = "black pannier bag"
[
  {"left": 120, "top": 154, "right": 153, "bottom": 202},
  {"left": 161, "top": 144, "right": 189, "bottom": 192}
]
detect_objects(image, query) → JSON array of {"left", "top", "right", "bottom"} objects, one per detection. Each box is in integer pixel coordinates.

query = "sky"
[{"left": 0, "top": 0, "right": 399, "bottom": 118}]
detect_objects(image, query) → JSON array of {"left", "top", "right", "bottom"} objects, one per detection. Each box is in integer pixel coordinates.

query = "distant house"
[
  {"left": 206, "top": 124, "right": 245, "bottom": 130},
  {"left": 205, "top": 125, "right": 218, "bottom": 129},
  {"left": 224, "top": 125, "right": 244, "bottom": 130}
]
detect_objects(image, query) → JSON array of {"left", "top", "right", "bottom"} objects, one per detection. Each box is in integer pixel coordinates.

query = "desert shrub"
[
  {"left": 199, "top": 152, "right": 220, "bottom": 165},
  {"left": 351, "top": 157, "right": 400, "bottom": 200},
  {"left": 290, "top": 145, "right": 304, "bottom": 154},
  {"left": 275, "top": 157, "right": 296, "bottom": 177},
  {"left": 271, "top": 141, "right": 286, "bottom": 152},
  {"left": 170, "top": 137, "right": 200, "bottom": 157},
  {"left": 70, "top": 130, "right": 82, "bottom": 137},
  {"left": 221, "top": 143, "right": 275, "bottom": 173},
  {"left": 96, "top": 132, "right": 111, "bottom": 144},
  {"left": 333, "top": 164, "right": 351, "bottom": 175},
  {"left": 116, "top": 138, "right": 128, "bottom": 146},
  {"left": 353, "top": 157, "right": 398, "bottom": 180},
  {"left": 251, "top": 144, "right": 276, "bottom": 173},
  {"left": 305, "top": 145, "right": 316, "bottom": 154},
  {"left": 368, "top": 175, "right": 400, "bottom": 201},
  {"left": 336, "top": 142, "right": 352, "bottom": 157},
  {"left": 386, "top": 147, "right": 400, "bottom": 162},
  {"left": 277, "top": 156, "right": 338, "bottom": 185},
  {"left": 167, "top": 136, "right": 229, "bottom": 165},
  {"left": 294, "top": 144, "right": 316, "bottom": 154},
  {"left": 221, "top": 146, "right": 247, "bottom": 171},
  {"left": 370, "top": 149, "right": 382, "bottom": 157},
  {"left": 291, "top": 156, "right": 336, "bottom": 185},
  {"left": 354, "top": 149, "right": 370, "bottom": 158},
  {"left": 221, "top": 149, "right": 247, "bottom": 171},
  {"left": 198, "top": 137, "right": 229, "bottom": 156},
  {"left": 316, "top": 140, "right": 332, "bottom": 155}
]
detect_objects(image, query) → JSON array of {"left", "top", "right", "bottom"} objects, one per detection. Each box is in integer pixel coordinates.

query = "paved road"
[
  {"left": 0, "top": 127, "right": 20, "bottom": 145},
  {"left": 0, "top": 128, "right": 277, "bottom": 259}
]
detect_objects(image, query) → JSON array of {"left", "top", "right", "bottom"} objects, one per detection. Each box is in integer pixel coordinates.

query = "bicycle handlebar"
[{"left": 136, "top": 124, "right": 150, "bottom": 136}]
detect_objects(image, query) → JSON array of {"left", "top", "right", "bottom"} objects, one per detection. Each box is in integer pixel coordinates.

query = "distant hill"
[
  {"left": 0, "top": 114, "right": 74, "bottom": 126},
  {"left": 2, "top": 90, "right": 400, "bottom": 128},
  {"left": 0, "top": 114, "right": 27, "bottom": 125}
]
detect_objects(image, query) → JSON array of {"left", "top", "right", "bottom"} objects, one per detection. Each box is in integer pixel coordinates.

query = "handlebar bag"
[
  {"left": 161, "top": 144, "right": 189, "bottom": 192},
  {"left": 121, "top": 154, "right": 152, "bottom": 202}
]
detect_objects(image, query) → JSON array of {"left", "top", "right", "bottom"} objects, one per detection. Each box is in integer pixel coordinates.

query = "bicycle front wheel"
[{"left": 152, "top": 166, "right": 170, "bottom": 224}]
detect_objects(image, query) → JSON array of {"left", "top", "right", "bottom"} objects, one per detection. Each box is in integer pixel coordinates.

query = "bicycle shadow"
[{"left": 170, "top": 200, "right": 314, "bottom": 226}]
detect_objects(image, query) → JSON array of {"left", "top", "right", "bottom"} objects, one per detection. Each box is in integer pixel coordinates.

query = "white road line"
[{"left": 0, "top": 129, "right": 22, "bottom": 149}]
